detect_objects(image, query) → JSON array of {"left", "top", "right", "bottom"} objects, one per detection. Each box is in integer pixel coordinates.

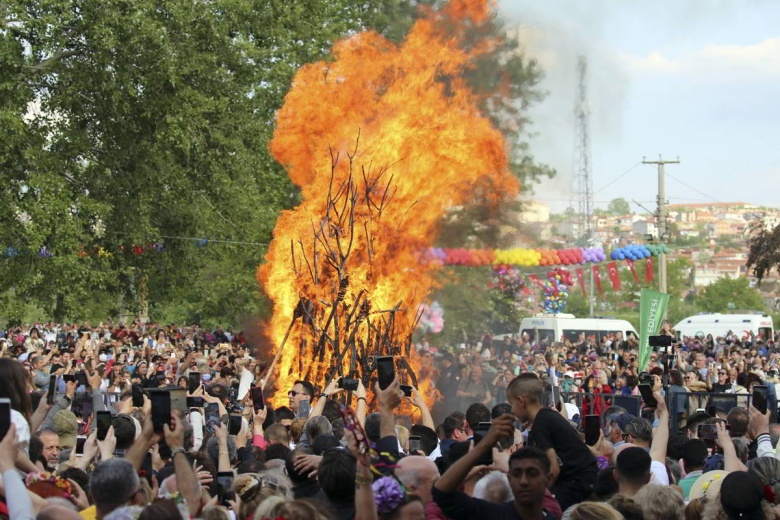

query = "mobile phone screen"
[
  {"left": 400, "top": 385, "right": 412, "bottom": 397},
  {"left": 205, "top": 403, "right": 220, "bottom": 433},
  {"left": 552, "top": 386, "right": 561, "bottom": 404},
  {"left": 141, "top": 452, "right": 153, "bottom": 484},
  {"left": 228, "top": 414, "right": 242, "bottom": 436},
  {"left": 377, "top": 356, "right": 395, "bottom": 390},
  {"left": 584, "top": 414, "right": 600, "bottom": 446},
  {"left": 409, "top": 435, "right": 422, "bottom": 453},
  {"left": 298, "top": 399, "right": 310, "bottom": 418},
  {"left": 472, "top": 422, "right": 493, "bottom": 466},
  {"left": 251, "top": 387, "right": 264, "bottom": 411},
  {"left": 169, "top": 388, "right": 187, "bottom": 413},
  {"left": 47, "top": 376, "right": 57, "bottom": 405},
  {"left": 697, "top": 424, "right": 718, "bottom": 440},
  {"left": 638, "top": 384, "right": 658, "bottom": 408},
  {"left": 150, "top": 390, "right": 171, "bottom": 433},
  {"left": 0, "top": 399, "right": 11, "bottom": 439},
  {"left": 188, "top": 372, "right": 201, "bottom": 394},
  {"left": 96, "top": 411, "right": 112, "bottom": 441},
  {"left": 75, "top": 436, "right": 87, "bottom": 455},
  {"left": 132, "top": 384, "right": 145, "bottom": 407},
  {"left": 753, "top": 385, "right": 768, "bottom": 414},
  {"left": 216, "top": 472, "right": 234, "bottom": 506}
]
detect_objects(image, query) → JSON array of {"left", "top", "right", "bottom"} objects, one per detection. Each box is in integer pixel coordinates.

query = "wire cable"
[
  {"left": 594, "top": 162, "right": 642, "bottom": 194},
  {"left": 666, "top": 173, "right": 722, "bottom": 203}
]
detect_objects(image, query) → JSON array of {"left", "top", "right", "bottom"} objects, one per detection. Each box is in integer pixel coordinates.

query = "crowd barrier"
[{"left": 561, "top": 390, "right": 777, "bottom": 432}]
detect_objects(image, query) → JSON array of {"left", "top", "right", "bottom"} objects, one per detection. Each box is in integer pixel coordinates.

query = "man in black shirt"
[
  {"left": 507, "top": 373, "right": 597, "bottom": 511},
  {"left": 432, "top": 413, "right": 556, "bottom": 520}
]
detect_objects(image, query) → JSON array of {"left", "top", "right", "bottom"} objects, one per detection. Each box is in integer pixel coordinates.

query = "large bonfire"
[{"left": 259, "top": 0, "right": 518, "bottom": 406}]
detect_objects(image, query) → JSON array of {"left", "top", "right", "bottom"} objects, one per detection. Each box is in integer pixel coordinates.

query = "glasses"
[
  {"left": 718, "top": 372, "right": 727, "bottom": 376},
  {"left": 288, "top": 390, "right": 302, "bottom": 397}
]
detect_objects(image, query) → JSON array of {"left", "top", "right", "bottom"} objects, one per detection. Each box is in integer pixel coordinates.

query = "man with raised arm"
[
  {"left": 433, "top": 413, "right": 556, "bottom": 520},
  {"left": 507, "top": 373, "right": 597, "bottom": 511}
]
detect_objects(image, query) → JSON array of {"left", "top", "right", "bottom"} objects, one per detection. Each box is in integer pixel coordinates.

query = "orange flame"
[{"left": 259, "top": 0, "right": 518, "bottom": 406}]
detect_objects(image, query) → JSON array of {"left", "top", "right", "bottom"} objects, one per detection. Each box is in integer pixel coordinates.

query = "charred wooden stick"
[
  {"left": 305, "top": 276, "right": 349, "bottom": 380},
  {"left": 260, "top": 306, "right": 301, "bottom": 390}
]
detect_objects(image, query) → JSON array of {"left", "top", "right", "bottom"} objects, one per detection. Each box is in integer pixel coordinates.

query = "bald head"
[
  {"left": 395, "top": 456, "right": 440, "bottom": 504},
  {"left": 37, "top": 505, "right": 83, "bottom": 520},
  {"left": 611, "top": 442, "right": 638, "bottom": 465}
]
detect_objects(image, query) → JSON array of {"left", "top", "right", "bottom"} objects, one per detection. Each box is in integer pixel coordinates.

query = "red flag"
[
  {"left": 607, "top": 261, "right": 621, "bottom": 291},
  {"left": 527, "top": 274, "right": 545, "bottom": 290},
  {"left": 626, "top": 259, "right": 639, "bottom": 283},
  {"left": 645, "top": 257, "right": 654, "bottom": 283},
  {"left": 575, "top": 267, "right": 586, "bottom": 296},
  {"left": 591, "top": 265, "right": 603, "bottom": 295},
  {"left": 521, "top": 283, "right": 531, "bottom": 296}
]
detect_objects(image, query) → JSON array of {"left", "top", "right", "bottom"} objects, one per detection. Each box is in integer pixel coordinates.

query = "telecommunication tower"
[{"left": 572, "top": 55, "right": 594, "bottom": 244}]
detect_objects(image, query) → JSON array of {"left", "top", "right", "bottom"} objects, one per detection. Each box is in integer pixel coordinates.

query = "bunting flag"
[
  {"left": 527, "top": 274, "right": 546, "bottom": 290},
  {"left": 607, "top": 261, "right": 621, "bottom": 291},
  {"left": 645, "top": 257, "right": 654, "bottom": 283},
  {"left": 592, "top": 265, "right": 603, "bottom": 295},
  {"left": 521, "top": 285, "right": 531, "bottom": 296},
  {"left": 626, "top": 259, "right": 640, "bottom": 283},
  {"left": 575, "top": 267, "right": 586, "bottom": 296}
]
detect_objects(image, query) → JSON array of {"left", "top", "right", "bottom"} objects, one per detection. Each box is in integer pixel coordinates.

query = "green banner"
[{"left": 638, "top": 289, "right": 670, "bottom": 371}]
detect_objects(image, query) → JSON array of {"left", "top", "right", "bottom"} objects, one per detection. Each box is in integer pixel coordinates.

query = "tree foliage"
[
  {"left": 1, "top": 0, "right": 554, "bottom": 330},
  {"left": 607, "top": 198, "right": 631, "bottom": 216},
  {"left": 0, "top": 0, "right": 427, "bottom": 324},
  {"left": 698, "top": 277, "right": 766, "bottom": 313},
  {"left": 747, "top": 221, "right": 780, "bottom": 283}
]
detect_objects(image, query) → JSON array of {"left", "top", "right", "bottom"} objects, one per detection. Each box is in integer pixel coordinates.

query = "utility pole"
[{"left": 642, "top": 156, "right": 680, "bottom": 295}]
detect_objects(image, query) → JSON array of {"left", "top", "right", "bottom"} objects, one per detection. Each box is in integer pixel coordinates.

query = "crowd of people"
[{"left": 1, "top": 320, "right": 780, "bottom": 519}]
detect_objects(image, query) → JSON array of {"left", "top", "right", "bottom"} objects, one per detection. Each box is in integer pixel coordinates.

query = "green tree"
[
  {"left": 430, "top": 266, "right": 526, "bottom": 346},
  {"left": 0, "top": 0, "right": 415, "bottom": 323},
  {"left": 698, "top": 277, "right": 766, "bottom": 313},
  {"left": 747, "top": 220, "right": 780, "bottom": 283},
  {"left": 607, "top": 198, "right": 631, "bottom": 215}
]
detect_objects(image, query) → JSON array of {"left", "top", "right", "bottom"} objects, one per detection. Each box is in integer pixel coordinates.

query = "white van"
[
  {"left": 518, "top": 314, "right": 638, "bottom": 344},
  {"left": 673, "top": 313, "right": 774, "bottom": 341}
]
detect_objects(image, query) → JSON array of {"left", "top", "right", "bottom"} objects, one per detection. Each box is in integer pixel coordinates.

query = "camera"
[{"left": 638, "top": 371, "right": 654, "bottom": 386}]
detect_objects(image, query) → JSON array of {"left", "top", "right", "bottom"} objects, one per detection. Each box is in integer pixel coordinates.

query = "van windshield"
[
  {"left": 759, "top": 327, "right": 773, "bottom": 341},
  {"left": 520, "top": 329, "right": 555, "bottom": 344}
]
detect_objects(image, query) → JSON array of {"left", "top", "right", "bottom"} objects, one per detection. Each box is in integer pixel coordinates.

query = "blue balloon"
[{"left": 618, "top": 252, "right": 625, "bottom": 260}]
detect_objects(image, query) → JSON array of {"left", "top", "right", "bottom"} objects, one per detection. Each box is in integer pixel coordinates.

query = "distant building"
[
  {"left": 519, "top": 201, "right": 551, "bottom": 223},
  {"left": 632, "top": 219, "right": 657, "bottom": 236}
]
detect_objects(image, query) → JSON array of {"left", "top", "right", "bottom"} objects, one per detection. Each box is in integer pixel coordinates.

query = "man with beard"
[{"left": 37, "top": 430, "right": 61, "bottom": 472}]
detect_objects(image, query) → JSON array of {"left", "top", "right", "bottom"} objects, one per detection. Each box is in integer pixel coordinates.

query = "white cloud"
[{"left": 623, "top": 37, "right": 780, "bottom": 81}]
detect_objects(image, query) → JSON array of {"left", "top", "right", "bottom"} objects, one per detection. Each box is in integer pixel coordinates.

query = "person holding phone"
[
  {"left": 288, "top": 380, "right": 314, "bottom": 417},
  {"left": 433, "top": 415, "right": 557, "bottom": 520}
]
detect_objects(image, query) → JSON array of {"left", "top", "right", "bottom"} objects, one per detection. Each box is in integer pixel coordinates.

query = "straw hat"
[{"left": 688, "top": 470, "right": 729, "bottom": 501}]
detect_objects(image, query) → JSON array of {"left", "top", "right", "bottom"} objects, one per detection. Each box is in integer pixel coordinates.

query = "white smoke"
[{"left": 496, "top": 1, "right": 630, "bottom": 212}]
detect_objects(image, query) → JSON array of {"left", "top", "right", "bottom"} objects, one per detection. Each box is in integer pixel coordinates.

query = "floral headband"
[
  {"left": 373, "top": 476, "right": 408, "bottom": 514},
  {"left": 25, "top": 472, "right": 73, "bottom": 499}
]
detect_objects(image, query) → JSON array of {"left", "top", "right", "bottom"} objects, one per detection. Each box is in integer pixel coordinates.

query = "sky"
[{"left": 496, "top": 0, "right": 780, "bottom": 213}]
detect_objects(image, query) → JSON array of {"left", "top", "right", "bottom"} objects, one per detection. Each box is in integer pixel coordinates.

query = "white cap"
[{"left": 564, "top": 371, "right": 575, "bottom": 378}]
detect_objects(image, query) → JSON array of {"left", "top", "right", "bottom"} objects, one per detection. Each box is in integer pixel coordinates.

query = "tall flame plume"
[{"left": 259, "top": 0, "right": 518, "bottom": 406}]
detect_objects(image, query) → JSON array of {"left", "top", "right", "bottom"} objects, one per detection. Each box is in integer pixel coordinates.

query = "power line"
[
  {"left": 594, "top": 162, "right": 642, "bottom": 194},
  {"left": 666, "top": 172, "right": 722, "bottom": 203}
]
